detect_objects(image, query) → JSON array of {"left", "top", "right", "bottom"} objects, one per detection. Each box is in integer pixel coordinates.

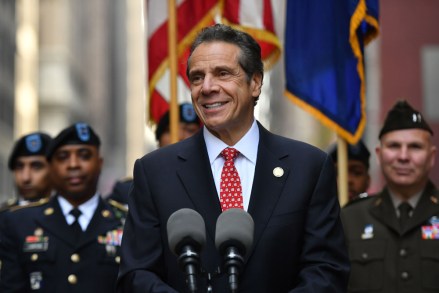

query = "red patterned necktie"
[{"left": 220, "top": 147, "right": 243, "bottom": 211}]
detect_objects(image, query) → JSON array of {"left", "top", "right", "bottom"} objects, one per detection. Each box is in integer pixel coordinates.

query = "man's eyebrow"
[{"left": 188, "top": 68, "right": 203, "bottom": 76}]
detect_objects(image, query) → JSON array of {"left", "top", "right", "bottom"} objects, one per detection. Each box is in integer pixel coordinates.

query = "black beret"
[
  {"left": 8, "top": 132, "right": 52, "bottom": 170},
  {"left": 379, "top": 100, "right": 433, "bottom": 138},
  {"left": 46, "top": 122, "right": 101, "bottom": 160},
  {"left": 155, "top": 103, "right": 200, "bottom": 141},
  {"left": 328, "top": 139, "right": 370, "bottom": 168}
]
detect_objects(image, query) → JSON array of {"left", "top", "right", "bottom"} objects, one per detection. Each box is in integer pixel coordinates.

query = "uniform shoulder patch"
[{"left": 9, "top": 198, "right": 50, "bottom": 212}]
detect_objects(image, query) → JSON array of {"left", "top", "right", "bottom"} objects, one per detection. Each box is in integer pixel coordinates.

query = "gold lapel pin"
[
  {"left": 273, "top": 167, "right": 284, "bottom": 178},
  {"left": 430, "top": 196, "right": 438, "bottom": 204},
  {"left": 34, "top": 228, "right": 43, "bottom": 236},
  {"left": 374, "top": 198, "right": 382, "bottom": 206},
  {"left": 44, "top": 207, "right": 54, "bottom": 216},
  {"left": 102, "top": 210, "right": 111, "bottom": 218}
]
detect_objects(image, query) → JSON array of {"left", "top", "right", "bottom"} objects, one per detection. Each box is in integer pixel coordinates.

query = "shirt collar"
[
  {"left": 389, "top": 189, "right": 423, "bottom": 210},
  {"left": 58, "top": 193, "right": 100, "bottom": 221},
  {"left": 204, "top": 120, "right": 259, "bottom": 164}
]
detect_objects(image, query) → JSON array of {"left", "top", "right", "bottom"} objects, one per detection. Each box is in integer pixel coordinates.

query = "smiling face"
[
  {"left": 50, "top": 144, "right": 103, "bottom": 206},
  {"left": 376, "top": 129, "right": 436, "bottom": 199},
  {"left": 188, "top": 41, "right": 262, "bottom": 145}
]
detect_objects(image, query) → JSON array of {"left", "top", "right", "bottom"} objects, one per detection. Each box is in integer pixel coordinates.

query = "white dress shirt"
[
  {"left": 58, "top": 194, "right": 100, "bottom": 231},
  {"left": 204, "top": 120, "right": 259, "bottom": 211}
]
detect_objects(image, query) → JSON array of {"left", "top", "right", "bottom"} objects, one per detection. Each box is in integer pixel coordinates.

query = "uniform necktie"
[
  {"left": 220, "top": 147, "right": 243, "bottom": 211},
  {"left": 70, "top": 208, "right": 83, "bottom": 238},
  {"left": 398, "top": 202, "right": 412, "bottom": 230}
]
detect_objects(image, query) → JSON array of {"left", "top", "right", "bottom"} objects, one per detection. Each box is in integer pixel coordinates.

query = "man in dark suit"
[
  {"left": 117, "top": 24, "right": 349, "bottom": 292},
  {"left": 0, "top": 122, "right": 124, "bottom": 292},
  {"left": 342, "top": 100, "right": 439, "bottom": 293}
]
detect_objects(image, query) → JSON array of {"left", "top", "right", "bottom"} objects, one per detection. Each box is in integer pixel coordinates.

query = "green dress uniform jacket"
[
  {"left": 341, "top": 181, "right": 439, "bottom": 293},
  {"left": 0, "top": 195, "right": 124, "bottom": 293}
]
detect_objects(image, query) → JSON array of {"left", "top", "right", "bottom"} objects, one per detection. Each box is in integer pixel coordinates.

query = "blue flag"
[{"left": 284, "top": 0, "right": 379, "bottom": 144}]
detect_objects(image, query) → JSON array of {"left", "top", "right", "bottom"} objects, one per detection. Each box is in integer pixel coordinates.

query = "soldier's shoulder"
[
  {"left": 107, "top": 198, "right": 128, "bottom": 213},
  {"left": 0, "top": 197, "right": 18, "bottom": 212},
  {"left": 343, "top": 193, "right": 377, "bottom": 210},
  {"left": 8, "top": 198, "right": 50, "bottom": 213},
  {"left": 428, "top": 184, "right": 439, "bottom": 204},
  {"left": 106, "top": 198, "right": 128, "bottom": 223}
]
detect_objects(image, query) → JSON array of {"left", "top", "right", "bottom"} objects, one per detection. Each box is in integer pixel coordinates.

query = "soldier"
[
  {"left": 155, "top": 102, "right": 201, "bottom": 147},
  {"left": 1, "top": 132, "right": 53, "bottom": 210},
  {"left": 328, "top": 139, "right": 371, "bottom": 203},
  {"left": 0, "top": 132, "right": 53, "bottom": 276},
  {"left": 342, "top": 100, "right": 439, "bottom": 293},
  {"left": 0, "top": 122, "right": 124, "bottom": 292},
  {"left": 106, "top": 178, "right": 132, "bottom": 205}
]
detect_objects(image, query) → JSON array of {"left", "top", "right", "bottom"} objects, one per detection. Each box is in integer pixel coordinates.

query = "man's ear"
[{"left": 251, "top": 73, "right": 263, "bottom": 98}]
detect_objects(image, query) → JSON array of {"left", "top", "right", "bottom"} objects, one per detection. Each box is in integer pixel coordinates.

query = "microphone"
[
  {"left": 215, "top": 208, "right": 254, "bottom": 293},
  {"left": 167, "top": 208, "right": 206, "bottom": 293}
]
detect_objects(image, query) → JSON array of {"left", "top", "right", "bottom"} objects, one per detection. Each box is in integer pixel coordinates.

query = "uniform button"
[
  {"left": 31, "top": 254, "right": 38, "bottom": 261},
  {"left": 401, "top": 271, "right": 409, "bottom": 280},
  {"left": 115, "top": 256, "right": 121, "bottom": 264},
  {"left": 361, "top": 252, "right": 368, "bottom": 259},
  {"left": 400, "top": 249, "right": 407, "bottom": 257},
  {"left": 71, "top": 253, "right": 80, "bottom": 263},
  {"left": 68, "top": 274, "right": 78, "bottom": 284}
]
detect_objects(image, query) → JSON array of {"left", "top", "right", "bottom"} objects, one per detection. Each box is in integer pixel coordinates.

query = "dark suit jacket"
[
  {"left": 0, "top": 195, "right": 124, "bottom": 293},
  {"left": 117, "top": 123, "right": 349, "bottom": 292},
  {"left": 341, "top": 181, "right": 439, "bottom": 293}
]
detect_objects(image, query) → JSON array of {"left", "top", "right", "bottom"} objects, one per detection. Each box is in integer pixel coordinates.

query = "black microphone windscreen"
[
  {"left": 167, "top": 208, "right": 206, "bottom": 255},
  {"left": 215, "top": 208, "right": 254, "bottom": 257}
]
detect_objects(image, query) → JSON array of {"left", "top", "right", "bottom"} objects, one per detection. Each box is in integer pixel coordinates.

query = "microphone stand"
[
  {"left": 205, "top": 253, "right": 244, "bottom": 293},
  {"left": 200, "top": 267, "right": 221, "bottom": 293},
  {"left": 204, "top": 272, "right": 213, "bottom": 293},
  {"left": 223, "top": 247, "right": 244, "bottom": 293},
  {"left": 178, "top": 245, "right": 201, "bottom": 293}
]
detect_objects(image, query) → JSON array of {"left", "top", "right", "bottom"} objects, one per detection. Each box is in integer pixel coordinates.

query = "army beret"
[
  {"left": 379, "top": 100, "right": 433, "bottom": 138},
  {"left": 46, "top": 122, "right": 100, "bottom": 160},
  {"left": 155, "top": 103, "right": 200, "bottom": 141},
  {"left": 8, "top": 132, "right": 52, "bottom": 170},
  {"left": 328, "top": 139, "right": 370, "bottom": 168}
]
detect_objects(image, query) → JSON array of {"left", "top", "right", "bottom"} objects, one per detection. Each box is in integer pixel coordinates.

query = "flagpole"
[
  {"left": 337, "top": 136, "right": 349, "bottom": 207},
  {"left": 168, "top": 0, "right": 179, "bottom": 144}
]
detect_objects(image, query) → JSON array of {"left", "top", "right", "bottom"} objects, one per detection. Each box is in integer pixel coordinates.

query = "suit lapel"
[
  {"left": 370, "top": 183, "right": 439, "bottom": 235},
  {"left": 405, "top": 182, "right": 439, "bottom": 234},
  {"left": 36, "top": 196, "right": 121, "bottom": 248},
  {"left": 248, "top": 125, "right": 290, "bottom": 254},
  {"left": 79, "top": 198, "right": 122, "bottom": 248},
  {"left": 370, "top": 191, "right": 400, "bottom": 234},
  {"left": 176, "top": 127, "right": 291, "bottom": 248},
  {"left": 36, "top": 196, "right": 78, "bottom": 247},
  {"left": 176, "top": 132, "right": 222, "bottom": 242}
]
